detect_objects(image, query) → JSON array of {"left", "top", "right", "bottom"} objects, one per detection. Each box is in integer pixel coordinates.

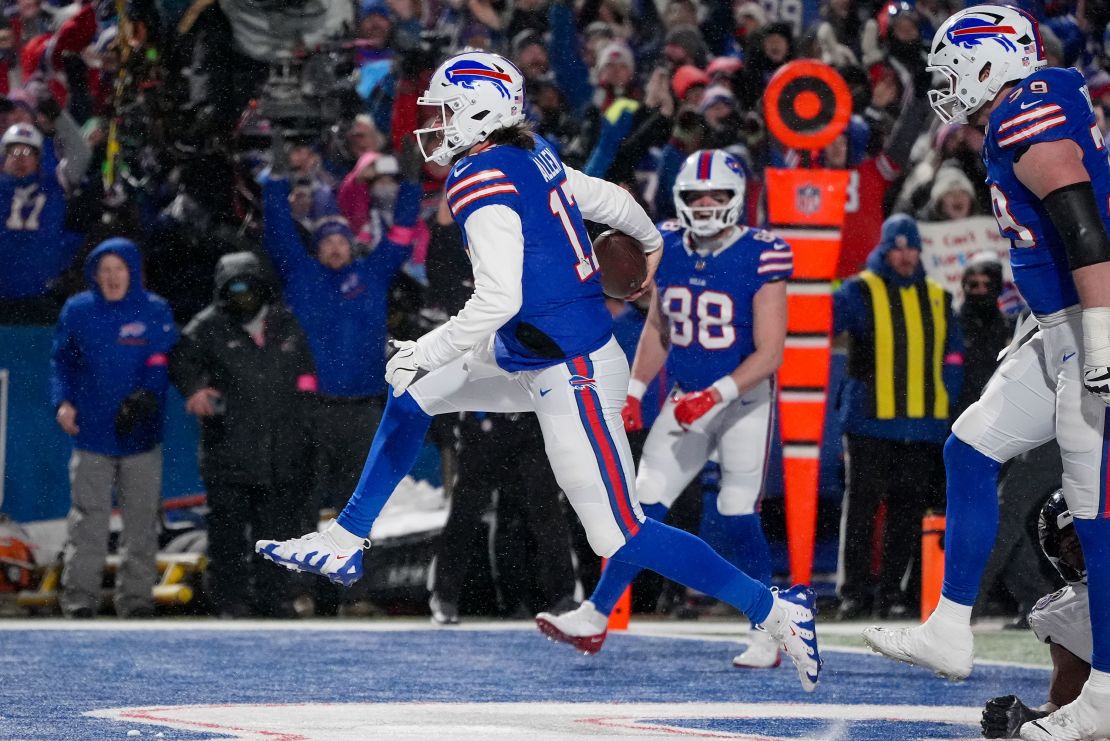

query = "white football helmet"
[
  {"left": 926, "top": 5, "right": 1046, "bottom": 124},
  {"left": 414, "top": 51, "right": 527, "bottom": 166},
  {"left": 673, "top": 150, "right": 747, "bottom": 237},
  {"left": 1, "top": 123, "right": 42, "bottom": 151}
]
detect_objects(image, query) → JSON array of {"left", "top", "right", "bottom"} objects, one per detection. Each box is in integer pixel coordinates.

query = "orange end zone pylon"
[
  {"left": 921, "top": 513, "right": 946, "bottom": 622},
  {"left": 600, "top": 557, "right": 631, "bottom": 630}
]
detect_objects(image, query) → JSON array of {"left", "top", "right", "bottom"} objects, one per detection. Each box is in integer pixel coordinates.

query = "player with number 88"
[{"left": 540, "top": 149, "right": 794, "bottom": 670}]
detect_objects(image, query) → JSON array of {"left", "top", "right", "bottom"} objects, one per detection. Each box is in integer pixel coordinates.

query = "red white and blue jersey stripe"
[
  {"left": 445, "top": 168, "right": 519, "bottom": 218},
  {"left": 984, "top": 66, "right": 1110, "bottom": 316},
  {"left": 443, "top": 135, "right": 612, "bottom": 371},
  {"left": 653, "top": 219, "right": 792, "bottom": 391}
]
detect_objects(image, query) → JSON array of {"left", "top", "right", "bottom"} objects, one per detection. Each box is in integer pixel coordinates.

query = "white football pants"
[
  {"left": 953, "top": 307, "right": 1110, "bottom": 520},
  {"left": 409, "top": 334, "right": 644, "bottom": 557},
  {"left": 636, "top": 378, "right": 774, "bottom": 516}
]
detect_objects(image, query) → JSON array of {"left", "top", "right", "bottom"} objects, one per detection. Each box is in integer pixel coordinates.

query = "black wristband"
[{"left": 1042, "top": 181, "right": 1110, "bottom": 271}]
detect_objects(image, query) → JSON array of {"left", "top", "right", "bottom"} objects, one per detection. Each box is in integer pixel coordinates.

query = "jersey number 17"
[{"left": 549, "top": 181, "right": 598, "bottom": 282}]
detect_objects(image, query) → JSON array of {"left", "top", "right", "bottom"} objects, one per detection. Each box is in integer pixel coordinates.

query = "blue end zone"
[{"left": 2, "top": 626, "right": 1047, "bottom": 739}]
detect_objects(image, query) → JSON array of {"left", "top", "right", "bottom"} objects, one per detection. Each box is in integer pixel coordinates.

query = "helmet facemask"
[
  {"left": 676, "top": 187, "right": 743, "bottom": 237},
  {"left": 926, "top": 65, "right": 974, "bottom": 124},
  {"left": 926, "top": 60, "right": 1004, "bottom": 125},
  {"left": 415, "top": 96, "right": 471, "bottom": 166}
]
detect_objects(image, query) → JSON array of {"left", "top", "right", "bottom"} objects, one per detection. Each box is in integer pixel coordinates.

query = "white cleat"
[
  {"left": 732, "top": 628, "right": 782, "bottom": 669},
  {"left": 861, "top": 620, "right": 974, "bottom": 680},
  {"left": 1019, "top": 683, "right": 1110, "bottom": 741},
  {"left": 761, "top": 585, "right": 822, "bottom": 692},
  {"left": 255, "top": 522, "right": 368, "bottom": 587},
  {"left": 535, "top": 600, "right": 609, "bottom": 655}
]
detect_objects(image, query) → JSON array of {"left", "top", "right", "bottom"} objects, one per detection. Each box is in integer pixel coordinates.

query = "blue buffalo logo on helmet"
[
  {"left": 723, "top": 153, "right": 744, "bottom": 177},
  {"left": 946, "top": 11, "right": 1023, "bottom": 51},
  {"left": 444, "top": 60, "right": 514, "bottom": 99}
]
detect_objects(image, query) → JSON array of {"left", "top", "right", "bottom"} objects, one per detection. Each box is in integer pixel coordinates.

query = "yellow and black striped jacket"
[{"left": 835, "top": 268, "right": 963, "bottom": 441}]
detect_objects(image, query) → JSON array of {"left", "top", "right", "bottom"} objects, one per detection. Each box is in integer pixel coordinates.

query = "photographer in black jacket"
[{"left": 170, "top": 252, "right": 319, "bottom": 617}]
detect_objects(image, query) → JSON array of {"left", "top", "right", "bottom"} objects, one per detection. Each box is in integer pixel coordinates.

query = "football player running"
[
  {"left": 536, "top": 149, "right": 792, "bottom": 670},
  {"left": 861, "top": 6, "right": 1110, "bottom": 739},
  {"left": 982, "top": 491, "right": 1091, "bottom": 739},
  {"left": 254, "top": 51, "right": 821, "bottom": 691}
]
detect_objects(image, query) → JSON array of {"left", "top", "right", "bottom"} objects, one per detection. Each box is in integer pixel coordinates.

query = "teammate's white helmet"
[
  {"left": 414, "top": 51, "right": 526, "bottom": 166},
  {"left": 926, "top": 5, "right": 1046, "bottom": 124},
  {"left": 673, "top": 150, "right": 747, "bottom": 237},
  {"left": 1, "top": 123, "right": 43, "bottom": 151}
]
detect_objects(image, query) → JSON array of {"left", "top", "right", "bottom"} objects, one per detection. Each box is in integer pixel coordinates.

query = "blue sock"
[
  {"left": 608, "top": 517, "right": 773, "bottom": 623},
  {"left": 720, "top": 513, "right": 773, "bottom": 588},
  {"left": 336, "top": 392, "right": 433, "bottom": 537},
  {"left": 939, "top": 435, "right": 1001, "bottom": 606},
  {"left": 590, "top": 502, "right": 668, "bottom": 614},
  {"left": 1074, "top": 517, "right": 1110, "bottom": 672}
]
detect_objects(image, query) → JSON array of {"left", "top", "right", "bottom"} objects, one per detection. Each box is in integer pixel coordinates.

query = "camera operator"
[
  {"left": 262, "top": 130, "right": 422, "bottom": 611},
  {"left": 170, "top": 252, "right": 318, "bottom": 618},
  {"left": 187, "top": 0, "right": 352, "bottom": 136}
]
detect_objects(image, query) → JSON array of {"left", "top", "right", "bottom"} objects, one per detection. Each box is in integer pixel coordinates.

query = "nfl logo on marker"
[{"left": 796, "top": 184, "right": 822, "bottom": 215}]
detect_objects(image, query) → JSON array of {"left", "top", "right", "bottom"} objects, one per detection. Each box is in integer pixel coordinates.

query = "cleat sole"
[
  {"left": 861, "top": 633, "right": 970, "bottom": 681},
  {"left": 535, "top": 617, "right": 606, "bottom": 655}
]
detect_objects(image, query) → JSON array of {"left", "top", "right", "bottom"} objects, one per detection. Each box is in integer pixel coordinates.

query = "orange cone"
[
  {"left": 599, "top": 557, "right": 631, "bottom": 630},
  {"left": 921, "top": 513, "right": 946, "bottom": 622}
]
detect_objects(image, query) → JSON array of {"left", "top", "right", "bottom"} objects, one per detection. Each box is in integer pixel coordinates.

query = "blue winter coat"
[
  {"left": 50, "top": 239, "right": 179, "bottom": 456},
  {"left": 262, "top": 177, "right": 413, "bottom": 397}
]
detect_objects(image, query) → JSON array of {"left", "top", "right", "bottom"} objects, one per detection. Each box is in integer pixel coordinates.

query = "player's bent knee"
[
  {"left": 392, "top": 388, "right": 435, "bottom": 420},
  {"left": 633, "top": 474, "right": 667, "bottom": 507},
  {"left": 583, "top": 525, "right": 627, "bottom": 559},
  {"left": 944, "top": 433, "right": 1003, "bottom": 474},
  {"left": 716, "top": 486, "right": 758, "bottom": 517},
  {"left": 950, "top": 400, "right": 1040, "bottom": 465}
]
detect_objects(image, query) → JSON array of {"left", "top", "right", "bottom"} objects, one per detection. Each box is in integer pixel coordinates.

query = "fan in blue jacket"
[
  {"left": 262, "top": 135, "right": 420, "bottom": 398},
  {"left": 50, "top": 238, "right": 179, "bottom": 457}
]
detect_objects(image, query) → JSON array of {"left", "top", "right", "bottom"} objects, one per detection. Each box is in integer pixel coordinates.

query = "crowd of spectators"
[{"left": 8, "top": 0, "right": 1107, "bottom": 619}]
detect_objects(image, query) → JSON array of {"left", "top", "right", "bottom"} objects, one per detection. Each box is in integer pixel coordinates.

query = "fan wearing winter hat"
[
  {"left": 261, "top": 132, "right": 424, "bottom": 546},
  {"left": 923, "top": 166, "right": 978, "bottom": 222}
]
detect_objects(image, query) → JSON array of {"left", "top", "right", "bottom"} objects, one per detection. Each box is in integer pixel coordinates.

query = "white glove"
[
  {"left": 385, "top": 339, "right": 428, "bottom": 397},
  {"left": 1083, "top": 365, "right": 1110, "bottom": 404},
  {"left": 1083, "top": 308, "right": 1110, "bottom": 406}
]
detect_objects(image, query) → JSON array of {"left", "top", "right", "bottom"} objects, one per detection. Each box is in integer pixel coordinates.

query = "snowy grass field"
[{"left": 0, "top": 617, "right": 1050, "bottom": 740}]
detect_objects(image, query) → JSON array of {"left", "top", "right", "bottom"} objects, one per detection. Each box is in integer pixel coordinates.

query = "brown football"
[{"left": 592, "top": 229, "right": 647, "bottom": 299}]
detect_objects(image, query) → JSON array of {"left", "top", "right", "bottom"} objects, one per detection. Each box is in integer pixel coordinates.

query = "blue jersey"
[
  {"left": 654, "top": 220, "right": 793, "bottom": 391},
  {"left": 445, "top": 135, "right": 611, "bottom": 372},
  {"left": 984, "top": 66, "right": 1110, "bottom": 316},
  {"left": 0, "top": 166, "right": 80, "bottom": 299}
]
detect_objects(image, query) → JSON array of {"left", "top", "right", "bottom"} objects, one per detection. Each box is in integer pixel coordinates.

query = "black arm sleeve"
[
  {"left": 883, "top": 96, "right": 932, "bottom": 170},
  {"left": 1042, "top": 181, "right": 1110, "bottom": 271}
]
